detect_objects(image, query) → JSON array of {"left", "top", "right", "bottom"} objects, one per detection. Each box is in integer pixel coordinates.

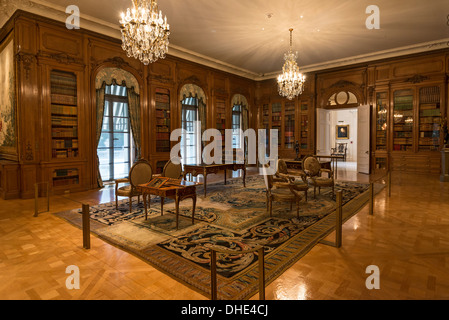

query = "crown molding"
[{"left": 1, "top": 0, "right": 448, "bottom": 82}]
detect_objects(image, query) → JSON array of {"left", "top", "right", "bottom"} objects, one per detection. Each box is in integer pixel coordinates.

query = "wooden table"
[
  {"left": 183, "top": 162, "right": 246, "bottom": 197},
  {"left": 137, "top": 179, "right": 201, "bottom": 230},
  {"left": 285, "top": 155, "right": 344, "bottom": 178}
]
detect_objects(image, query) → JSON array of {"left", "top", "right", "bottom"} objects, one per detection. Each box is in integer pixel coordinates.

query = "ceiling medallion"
[
  {"left": 119, "top": 0, "right": 170, "bottom": 65},
  {"left": 277, "top": 28, "right": 306, "bottom": 100}
]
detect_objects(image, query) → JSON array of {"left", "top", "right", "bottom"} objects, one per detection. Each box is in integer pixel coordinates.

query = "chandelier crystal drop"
[
  {"left": 119, "top": 0, "right": 170, "bottom": 65},
  {"left": 277, "top": 28, "right": 306, "bottom": 100}
]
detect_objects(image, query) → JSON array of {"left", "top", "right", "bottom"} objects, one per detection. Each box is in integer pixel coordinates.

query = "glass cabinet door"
[
  {"left": 418, "top": 86, "right": 441, "bottom": 151},
  {"left": 376, "top": 92, "right": 388, "bottom": 150},
  {"left": 284, "top": 102, "right": 295, "bottom": 149},
  {"left": 393, "top": 89, "right": 414, "bottom": 151}
]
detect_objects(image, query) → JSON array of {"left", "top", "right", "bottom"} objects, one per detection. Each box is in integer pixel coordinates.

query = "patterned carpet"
[{"left": 54, "top": 175, "right": 383, "bottom": 300}]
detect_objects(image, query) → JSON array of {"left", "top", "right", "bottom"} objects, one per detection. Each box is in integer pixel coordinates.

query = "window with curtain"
[
  {"left": 97, "top": 84, "right": 135, "bottom": 181},
  {"left": 232, "top": 104, "right": 243, "bottom": 149},
  {"left": 181, "top": 96, "right": 201, "bottom": 165}
]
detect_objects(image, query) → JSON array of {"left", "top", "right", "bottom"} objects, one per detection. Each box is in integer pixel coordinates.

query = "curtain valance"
[
  {"left": 231, "top": 94, "right": 248, "bottom": 110},
  {"left": 180, "top": 84, "right": 206, "bottom": 103},
  {"left": 95, "top": 67, "right": 140, "bottom": 95}
]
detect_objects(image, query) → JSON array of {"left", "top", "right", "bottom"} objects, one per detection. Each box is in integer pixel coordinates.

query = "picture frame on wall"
[{"left": 336, "top": 125, "right": 349, "bottom": 140}]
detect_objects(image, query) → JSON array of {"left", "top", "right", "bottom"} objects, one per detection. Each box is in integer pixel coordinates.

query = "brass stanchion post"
[
  {"left": 369, "top": 182, "right": 374, "bottom": 215},
  {"left": 258, "top": 247, "right": 265, "bottom": 300},
  {"left": 82, "top": 204, "right": 90, "bottom": 249},
  {"left": 336, "top": 190, "right": 342, "bottom": 248},
  {"left": 211, "top": 249, "right": 217, "bottom": 300}
]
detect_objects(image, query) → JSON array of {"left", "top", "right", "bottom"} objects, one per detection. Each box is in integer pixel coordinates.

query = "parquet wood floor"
[{"left": 1, "top": 168, "right": 448, "bottom": 300}]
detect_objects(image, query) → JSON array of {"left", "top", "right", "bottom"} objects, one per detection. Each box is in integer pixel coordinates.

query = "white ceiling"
[{"left": 2, "top": 0, "right": 449, "bottom": 79}]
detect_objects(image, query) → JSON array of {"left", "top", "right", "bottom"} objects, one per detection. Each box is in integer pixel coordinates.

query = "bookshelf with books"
[
  {"left": 272, "top": 102, "right": 282, "bottom": 148},
  {"left": 376, "top": 92, "right": 388, "bottom": 151},
  {"left": 284, "top": 102, "right": 295, "bottom": 149},
  {"left": 262, "top": 103, "right": 270, "bottom": 155},
  {"left": 50, "top": 70, "right": 79, "bottom": 160},
  {"left": 215, "top": 98, "right": 226, "bottom": 144},
  {"left": 392, "top": 89, "right": 414, "bottom": 152},
  {"left": 299, "top": 101, "right": 309, "bottom": 151},
  {"left": 52, "top": 168, "right": 79, "bottom": 187},
  {"left": 418, "top": 86, "right": 441, "bottom": 151},
  {"left": 155, "top": 87, "right": 171, "bottom": 153}
]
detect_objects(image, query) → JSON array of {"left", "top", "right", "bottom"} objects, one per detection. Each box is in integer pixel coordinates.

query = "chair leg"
[
  {"left": 305, "top": 190, "right": 308, "bottom": 202},
  {"left": 290, "top": 201, "right": 292, "bottom": 211},
  {"left": 296, "top": 200, "right": 299, "bottom": 218},
  {"left": 116, "top": 194, "right": 118, "bottom": 210},
  {"left": 314, "top": 186, "right": 316, "bottom": 199},
  {"left": 129, "top": 197, "right": 132, "bottom": 212}
]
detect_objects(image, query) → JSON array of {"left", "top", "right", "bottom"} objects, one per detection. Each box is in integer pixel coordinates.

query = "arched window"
[
  {"left": 231, "top": 94, "right": 249, "bottom": 152},
  {"left": 179, "top": 84, "right": 206, "bottom": 165},
  {"left": 95, "top": 67, "right": 140, "bottom": 187}
]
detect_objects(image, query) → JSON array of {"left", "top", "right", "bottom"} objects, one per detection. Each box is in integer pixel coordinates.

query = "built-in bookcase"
[
  {"left": 418, "top": 86, "right": 441, "bottom": 151},
  {"left": 393, "top": 89, "right": 414, "bottom": 151},
  {"left": 272, "top": 103, "right": 282, "bottom": 148},
  {"left": 284, "top": 102, "right": 295, "bottom": 149},
  {"left": 155, "top": 87, "right": 171, "bottom": 153},
  {"left": 216, "top": 99, "right": 226, "bottom": 144},
  {"left": 50, "top": 70, "right": 79, "bottom": 159},
  {"left": 300, "top": 101, "right": 309, "bottom": 150},
  {"left": 376, "top": 92, "right": 388, "bottom": 151}
]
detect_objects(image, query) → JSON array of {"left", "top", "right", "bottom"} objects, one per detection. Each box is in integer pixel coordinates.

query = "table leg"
[
  {"left": 143, "top": 193, "right": 148, "bottom": 220},
  {"left": 243, "top": 167, "right": 246, "bottom": 187},
  {"left": 224, "top": 168, "right": 227, "bottom": 185},
  {"left": 175, "top": 190, "right": 180, "bottom": 230},
  {"left": 161, "top": 197, "right": 164, "bottom": 215},
  {"left": 192, "top": 194, "right": 196, "bottom": 225},
  {"left": 203, "top": 168, "right": 207, "bottom": 197}
]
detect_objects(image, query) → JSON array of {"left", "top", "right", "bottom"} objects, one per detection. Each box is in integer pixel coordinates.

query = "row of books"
[
  {"left": 394, "top": 138, "right": 413, "bottom": 144},
  {"left": 155, "top": 102, "right": 170, "bottom": 110},
  {"left": 53, "top": 139, "right": 78, "bottom": 149},
  {"left": 156, "top": 126, "right": 170, "bottom": 133},
  {"left": 155, "top": 110, "right": 170, "bottom": 118},
  {"left": 420, "top": 103, "right": 440, "bottom": 110},
  {"left": 51, "top": 86, "right": 77, "bottom": 97},
  {"left": 420, "top": 116, "right": 441, "bottom": 124},
  {"left": 420, "top": 109, "right": 441, "bottom": 117},
  {"left": 51, "top": 105, "right": 77, "bottom": 115},
  {"left": 420, "top": 123, "right": 439, "bottom": 131},
  {"left": 394, "top": 95, "right": 413, "bottom": 103},
  {"left": 156, "top": 132, "right": 170, "bottom": 140},
  {"left": 53, "top": 169, "right": 79, "bottom": 177},
  {"left": 155, "top": 94, "right": 170, "bottom": 104},
  {"left": 51, "top": 116, "right": 78, "bottom": 126},
  {"left": 420, "top": 131, "right": 439, "bottom": 138},
  {"left": 156, "top": 118, "right": 170, "bottom": 125},
  {"left": 393, "top": 144, "right": 413, "bottom": 151},
  {"left": 52, "top": 149, "right": 79, "bottom": 158},
  {"left": 395, "top": 131, "right": 412, "bottom": 138},
  {"left": 394, "top": 103, "right": 413, "bottom": 110},
  {"left": 52, "top": 127, "right": 77, "bottom": 138},
  {"left": 51, "top": 94, "right": 77, "bottom": 106},
  {"left": 419, "top": 87, "right": 440, "bottom": 104},
  {"left": 156, "top": 140, "right": 170, "bottom": 152},
  {"left": 419, "top": 137, "right": 440, "bottom": 145}
]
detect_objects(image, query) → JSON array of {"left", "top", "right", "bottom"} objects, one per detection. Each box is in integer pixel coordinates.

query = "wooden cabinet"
[
  {"left": 258, "top": 98, "right": 312, "bottom": 159},
  {"left": 372, "top": 82, "right": 445, "bottom": 173}
]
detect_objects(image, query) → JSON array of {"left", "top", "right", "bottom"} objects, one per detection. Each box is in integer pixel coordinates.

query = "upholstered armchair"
[
  {"left": 262, "top": 165, "right": 303, "bottom": 218},
  {"left": 115, "top": 159, "right": 153, "bottom": 212},
  {"left": 302, "top": 156, "right": 334, "bottom": 199},
  {"left": 276, "top": 159, "right": 309, "bottom": 202},
  {"left": 331, "top": 143, "right": 348, "bottom": 161}
]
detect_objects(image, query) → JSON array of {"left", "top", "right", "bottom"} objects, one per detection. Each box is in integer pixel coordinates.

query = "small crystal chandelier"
[
  {"left": 277, "top": 28, "right": 306, "bottom": 100},
  {"left": 119, "top": 0, "right": 170, "bottom": 65}
]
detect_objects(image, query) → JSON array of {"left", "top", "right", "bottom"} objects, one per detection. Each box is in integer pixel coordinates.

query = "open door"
[
  {"left": 316, "top": 108, "right": 331, "bottom": 155},
  {"left": 357, "top": 104, "right": 370, "bottom": 174}
]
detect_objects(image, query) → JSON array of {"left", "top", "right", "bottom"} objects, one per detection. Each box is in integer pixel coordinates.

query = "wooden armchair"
[
  {"left": 276, "top": 159, "right": 309, "bottom": 202},
  {"left": 115, "top": 159, "right": 153, "bottom": 212},
  {"left": 331, "top": 143, "right": 348, "bottom": 161},
  {"left": 302, "top": 155, "right": 334, "bottom": 199},
  {"left": 262, "top": 164, "right": 303, "bottom": 218}
]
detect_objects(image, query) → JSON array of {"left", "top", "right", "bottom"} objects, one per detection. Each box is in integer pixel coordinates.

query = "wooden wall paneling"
[
  {"left": 0, "top": 161, "right": 20, "bottom": 199},
  {"left": 38, "top": 24, "right": 84, "bottom": 60}
]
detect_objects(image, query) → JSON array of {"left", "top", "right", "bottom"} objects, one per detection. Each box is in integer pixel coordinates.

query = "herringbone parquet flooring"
[{"left": 1, "top": 168, "right": 448, "bottom": 300}]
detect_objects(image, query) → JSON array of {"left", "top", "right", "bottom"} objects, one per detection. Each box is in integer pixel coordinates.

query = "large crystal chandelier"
[
  {"left": 119, "top": 0, "right": 170, "bottom": 65},
  {"left": 277, "top": 28, "right": 306, "bottom": 100}
]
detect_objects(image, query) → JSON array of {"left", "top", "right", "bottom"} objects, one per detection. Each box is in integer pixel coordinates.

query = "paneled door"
[{"left": 357, "top": 104, "right": 371, "bottom": 174}]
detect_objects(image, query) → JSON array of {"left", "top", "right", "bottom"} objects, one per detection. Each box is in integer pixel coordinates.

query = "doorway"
[{"left": 316, "top": 106, "right": 369, "bottom": 175}]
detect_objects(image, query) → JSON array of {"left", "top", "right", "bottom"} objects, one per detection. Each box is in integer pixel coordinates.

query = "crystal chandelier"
[
  {"left": 119, "top": 0, "right": 170, "bottom": 65},
  {"left": 277, "top": 28, "right": 306, "bottom": 100}
]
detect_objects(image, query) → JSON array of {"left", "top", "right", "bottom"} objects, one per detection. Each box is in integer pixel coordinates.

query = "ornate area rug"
[{"left": 54, "top": 175, "right": 384, "bottom": 300}]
